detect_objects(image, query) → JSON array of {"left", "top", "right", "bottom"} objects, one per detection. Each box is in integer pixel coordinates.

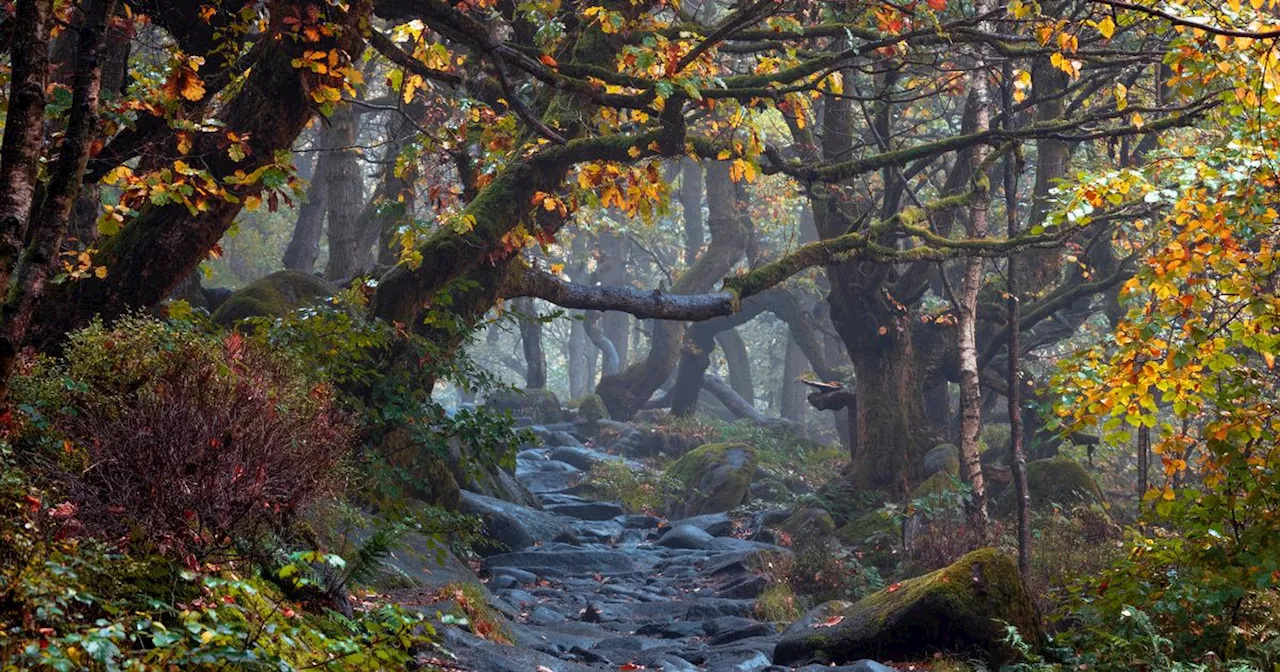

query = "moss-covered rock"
[
  {"left": 210, "top": 270, "right": 336, "bottom": 326},
  {"left": 773, "top": 548, "right": 1043, "bottom": 666},
  {"left": 665, "top": 442, "right": 758, "bottom": 517},
  {"left": 778, "top": 507, "right": 836, "bottom": 538},
  {"left": 912, "top": 470, "right": 961, "bottom": 500},
  {"left": 921, "top": 443, "right": 960, "bottom": 479},
  {"left": 998, "top": 456, "right": 1103, "bottom": 514},
  {"left": 574, "top": 394, "right": 609, "bottom": 423},
  {"left": 484, "top": 388, "right": 563, "bottom": 424}
]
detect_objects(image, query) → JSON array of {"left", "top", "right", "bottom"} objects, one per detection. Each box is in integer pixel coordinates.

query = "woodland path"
[{"left": 408, "top": 422, "right": 898, "bottom": 672}]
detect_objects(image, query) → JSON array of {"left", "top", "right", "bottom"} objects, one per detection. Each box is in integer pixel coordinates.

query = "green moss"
[
  {"left": 575, "top": 394, "right": 609, "bottom": 423},
  {"left": 211, "top": 270, "right": 336, "bottom": 325},
  {"left": 774, "top": 548, "right": 1043, "bottom": 666},
  {"left": 834, "top": 510, "right": 897, "bottom": 546},
  {"left": 998, "top": 456, "right": 1103, "bottom": 515},
  {"left": 779, "top": 507, "right": 836, "bottom": 538},
  {"left": 756, "top": 583, "right": 803, "bottom": 623},
  {"left": 913, "top": 470, "right": 961, "bottom": 499},
  {"left": 664, "top": 442, "right": 757, "bottom": 516}
]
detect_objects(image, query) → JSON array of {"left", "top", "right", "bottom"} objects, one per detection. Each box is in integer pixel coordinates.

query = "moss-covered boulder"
[
  {"left": 574, "top": 394, "right": 609, "bottom": 423},
  {"left": 484, "top": 388, "right": 563, "bottom": 424},
  {"left": 921, "top": 443, "right": 960, "bottom": 479},
  {"left": 210, "top": 270, "right": 336, "bottom": 326},
  {"left": 998, "top": 456, "right": 1103, "bottom": 514},
  {"left": 773, "top": 548, "right": 1043, "bottom": 666},
  {"left": 665, "top": 443, "right": 758, "bottom": 517},
  {"left": 778, "top": 507, "right": 836, "bottom": 538}
]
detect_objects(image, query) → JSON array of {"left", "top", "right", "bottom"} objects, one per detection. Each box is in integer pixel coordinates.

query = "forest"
[{"left": 0, "top": 0, "right": 1277, "bottom": 669}]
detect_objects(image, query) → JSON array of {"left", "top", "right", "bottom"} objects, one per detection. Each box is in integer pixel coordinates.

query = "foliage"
[
  {"left": 10, "top": 315, "right": 352, "bottom": 564},
  {"left": 1046, "top": 11, "right": 1280, "bottom": 661},
  {"left": 757, "top": 537, "right": 883, "bottom": 605},
  {"left": 0, "top": 448, "right": 430, "bottom": 672},
  {"left": 578, "top": 460, "right": 679, "bottom": 515},
  {"left": 754, "top": 583, "right": 801, "bottom": 624}
]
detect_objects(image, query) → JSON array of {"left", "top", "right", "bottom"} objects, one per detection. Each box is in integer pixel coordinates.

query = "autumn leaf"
[
  {"left": 811, "top": 615, "right": 844, "bottom": 628},
  {"left": 886, "top": 582, "right": 902, "bottom": 592},
  {"left": 927, "top": 0, "right": 946, "bottom": 10}
]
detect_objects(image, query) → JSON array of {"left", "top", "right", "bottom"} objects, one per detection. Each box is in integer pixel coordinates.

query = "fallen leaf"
[
  {"left": 886, "top": 582, "right": 902, "bottom": 593},
  {"left": 811, "top": 615, "right": 844, "bottom": 628}
]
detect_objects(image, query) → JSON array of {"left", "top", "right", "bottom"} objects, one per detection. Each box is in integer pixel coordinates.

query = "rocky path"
[{"left": 418, "top": 423, "right": 898, "bottom": 672}]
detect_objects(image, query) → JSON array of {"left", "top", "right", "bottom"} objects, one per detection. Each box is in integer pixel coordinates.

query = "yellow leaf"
[
  {"left": 1131, "top": 111, "right": 1145, "bottom": 129},
  {"left": 550, "top": 263, "right": 565, "bottom": 274},
  {"left": 1162, "top": 485, "right": 1175, "bottom": 501},
  {"left": 716, "top": 150, "right": 732, "bottom": 160},
  {"left": 245, "top": 195, "right": 262, "bottom": 212},
  {"left": 94, "top": 266, "right": 107, "bottom": 279},
  {"left": 1114, "top": 82, "right": 1127, "bottom": 110},
  {"left": 1096, "top": 16, "right": 1115, "bottom": 39},
  {"left": 627, "top": 146, "right": 641, "bottom": 158}
]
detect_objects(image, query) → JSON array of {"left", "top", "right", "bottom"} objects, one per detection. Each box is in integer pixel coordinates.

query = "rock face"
[
  {"left": 773, "top": 548, "right": 1042, "bottom": 666},
  {"left": 665, "top": 443, "right": 758, "bottom": 517},
  {"left": 485, "top": 388, "right": 564, "bottom": 424},
  {"left": 210, "top": 270, "right": 336, "bottom": 325}
]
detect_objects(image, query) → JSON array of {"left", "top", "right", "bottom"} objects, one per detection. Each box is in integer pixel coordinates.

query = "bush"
[
  {"left": 578, "top": 460, "right": 678, "bottom": 514},
  {"left": 13, "top": 315, "right": 353, "bottom": 563},
  {"left": 757, "top": 537, "right": 883, "bottom": 605},
  {"left": 755, "top": 583, "right": 802, "bottom": 623}
]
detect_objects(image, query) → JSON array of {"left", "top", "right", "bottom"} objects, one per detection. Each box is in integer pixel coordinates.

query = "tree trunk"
[
  {"left": 0, "top": 0, "right": 53, "bottom": 290},
  {"left": 678, "top": 157, "right": 704, "bottom": 265},
  {"left": 957, "top": 39, "right": 992, "bottom": 535},
  {"left": 282, "top": 134, "right": 332, "bottom": 272},
  {"left": 716, "top": 327, "right": 753, "bottom": 406},
  {"left": 30, "top": 1, "right": 368, "bottom": 350},
  {"left": 0, "top": 0, "right": 115, "bottom": 395},
  {"left": 515, "top": 297, "right": 547, "bottom": 388},
  {"left": 322, "top": 103, "right": 362, "bottom": 281},
  {"left": 1003, "top": 61, "right": 1031, "bottom": 577},
  {"left": 780, "top": 332, "right": 806, "bottom": 423},
  {"left": 568, "top": 316, "right": 587, "bottom": 398},
  {"left": 597, "top": 233, "right": 630, "bottom": 367}
]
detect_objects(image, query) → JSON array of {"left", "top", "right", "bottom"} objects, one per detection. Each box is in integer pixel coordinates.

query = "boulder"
[
  {"left": 574, "top": 394, "right": 610, "bottom": 424},
  {"left": 210, "top": 270, "right": 336, "bottom": 325},
  {"left": 1019, "top": 456, "right": 1104, "bottom": 511},
  {"left": 458, "top": 491, "right": 575, "bottom": 554},
  {"left": 665, "top": 443, "right": 758, "bottom": 517},
  {"left": 921, "top": 444, "right": 960, "bottom": 479},
  {"left": 485, "top": 388, "right": 563, "bottom": 424},
  {"left": 777, "top": 507, "right": 836, "bottom": 538},
  {"left": 773, "top": 548, "right": 1042, "bottom": 666},
  {"left": 655, "top": 524, "right": 716, "bottom": 550}
]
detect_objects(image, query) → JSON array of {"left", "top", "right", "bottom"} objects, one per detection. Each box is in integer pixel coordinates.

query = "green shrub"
[
  {"left": 755, "top": 583, "right": 802, "bottom": 623},
  {"left": 757, "top": 537, "right": 883, "bottom": 605},
  {"left": 578, "top": 461, "right": 678, "bottom": 514}
]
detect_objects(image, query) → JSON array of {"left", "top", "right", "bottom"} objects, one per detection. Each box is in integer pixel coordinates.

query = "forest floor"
[{"left": 405, "top": 421, "right": 895, "bottom": 672}]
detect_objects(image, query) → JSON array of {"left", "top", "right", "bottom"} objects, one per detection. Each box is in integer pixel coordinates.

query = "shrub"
[
  {"left": 14, "top": 315, "right": 353, "bottom": 563},
  {"left": 755, "top": 583, "right": 802, "bottom": 623},
  {"left": 578, "top": 460, "right": 678, "bottom": 514},
  {"left": 757, "top": 537, "right": 883, "bottom": 604}
]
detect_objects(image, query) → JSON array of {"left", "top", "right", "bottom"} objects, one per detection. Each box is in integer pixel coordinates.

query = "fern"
[{"left": 341, "top": 522, "right": 409, "bottom": 589}]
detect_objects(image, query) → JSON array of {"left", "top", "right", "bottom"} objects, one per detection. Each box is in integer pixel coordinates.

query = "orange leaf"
[
  {"left": 927, "top": 0, "right": 946, "bottom": 9},
  {"left": 886, "top": 582, "right": 902, "bottom": 592},
  {"left": 540, "top": 54, "right": 558, "bottom": 68},
  {"left": 812, "top": 615, "right": 844, "bottom": 628}
]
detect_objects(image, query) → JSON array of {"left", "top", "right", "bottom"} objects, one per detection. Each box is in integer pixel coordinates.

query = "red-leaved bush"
[{"left": 29, "top": 317, "right": 354, "bottom": 563}]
